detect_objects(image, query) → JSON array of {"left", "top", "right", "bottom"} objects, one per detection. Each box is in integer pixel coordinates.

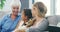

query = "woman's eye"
[
  {"left": 13, "top": 7, "right": 15, "bottom": 9},
  {"left": 33, "top": 8, "right": 35, "bottom": 10},
  {"left": 17, "top": 8, "right": 19, "bottom": 9}
]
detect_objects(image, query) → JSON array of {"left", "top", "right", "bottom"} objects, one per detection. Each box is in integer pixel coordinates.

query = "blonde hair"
[
  {"left": 10, "top": 0, "right": 21, "bottom": 11},
  {"left": 33, "top": 2, "right": 47, "bottom": 17}
]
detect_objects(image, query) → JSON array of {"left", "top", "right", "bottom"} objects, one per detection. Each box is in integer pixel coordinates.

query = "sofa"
[
  {"left": 46, "top": 15, "right": 60, "bottom": 32},
  {"left": 46, "top": 15, "right": 60, "bottom": 26}
]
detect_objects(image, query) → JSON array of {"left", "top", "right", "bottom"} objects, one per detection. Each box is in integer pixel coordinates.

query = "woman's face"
[
  {"left": 32, "top": 6, "right": 38, "bottom": 17},
  {"left": 21, "top": 11, "right": 28, "bottom": 22},
  {"left": 12, "top": 6, "right": 19, "bottom": 16}
]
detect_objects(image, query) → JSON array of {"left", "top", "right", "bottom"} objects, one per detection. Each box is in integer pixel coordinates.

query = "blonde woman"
[
  {"left": 27, "top": 2, "right": 49, "bottom": 32},
  {"left": 18, "top": 2, "right": 49, "bottom": 32}
]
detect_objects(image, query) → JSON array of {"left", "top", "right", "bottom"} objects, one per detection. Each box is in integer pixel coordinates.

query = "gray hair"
[{"left": 10, "top": 0, "right": 21, "bottom": 12}]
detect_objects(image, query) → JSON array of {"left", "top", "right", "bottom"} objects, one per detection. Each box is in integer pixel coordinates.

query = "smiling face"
[
  {"left": 12, "top": 6, "right": 20, "bottom": 16},
  {"left": 22, "top": 9, "right": 32, "bottom": 23},
  {"left": 21, "top": 11, "right": 28, "bottom": 23}
]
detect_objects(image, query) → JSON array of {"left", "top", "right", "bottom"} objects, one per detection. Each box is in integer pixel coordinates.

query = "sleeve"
[
  {"left": 0, "top": 15, "right": 7, "bottom": 31},
  {"left": 26, "top": 19, "right": 49, "bottom": 32}
]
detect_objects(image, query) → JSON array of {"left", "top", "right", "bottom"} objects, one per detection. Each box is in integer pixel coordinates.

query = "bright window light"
[{"left": 56, "top": 0, "right": 60, "bottom": 15}]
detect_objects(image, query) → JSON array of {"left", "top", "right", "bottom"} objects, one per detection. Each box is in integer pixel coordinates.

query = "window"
[
  {"left": 56, "top": 0, "right": 60, "bottom": 15},
  {"left": 0, "top": 0, "right": 12, "bottom": 18},
  {"left": 1, "top": 0, "right": 11, "bottom": 11}
]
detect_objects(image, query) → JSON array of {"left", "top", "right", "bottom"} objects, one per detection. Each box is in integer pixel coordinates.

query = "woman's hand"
[
  {"left": 20, "top": 29, "right": 25, "bottom": 32},
  {"left": 14, "top": 29, "right": 26, "bottom": 32},
  {"left": 26, "top": 18, "right": 36, "bottom": 27},
  {"left": 15, "top": 29, "right": 26, "bottom": 32},
  {"left": 26, "top": 19, "right": 34, "bottom": 27}
]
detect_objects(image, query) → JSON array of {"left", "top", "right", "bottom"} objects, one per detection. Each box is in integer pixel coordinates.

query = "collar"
[{"left": 7, "top": 13, "right": 21, "bottom": 18}]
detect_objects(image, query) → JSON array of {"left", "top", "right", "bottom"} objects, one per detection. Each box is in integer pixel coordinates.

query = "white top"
[{"left": 13, "top": 20, "right": 27, "bottom": 32}]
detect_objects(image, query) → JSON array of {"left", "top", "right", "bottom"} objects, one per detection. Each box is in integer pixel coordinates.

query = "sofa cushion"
[{"left": 46, "top": 15, "right": 60, "bottom": 26}]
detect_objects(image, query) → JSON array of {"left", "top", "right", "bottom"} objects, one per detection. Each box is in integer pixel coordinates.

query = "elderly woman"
[
  {"left": 18, "top": 2, "right": 49, "bottom": 32},
  {"left": 0, "top": 0, "right": 21, "bottom": 32}
]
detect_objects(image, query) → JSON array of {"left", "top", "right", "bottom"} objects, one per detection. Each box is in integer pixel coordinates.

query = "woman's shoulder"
[
  {"left": 42, "top": 18, "right": 49, "bottom": 23},
  {"left": 38, "top": 18, "right": 49, "bottom": 27},
  {"left": 38, "top": 18, "right": 49, "bottom": 30},
  {"left": 40, "top": 18, "right": 49, "bottom": 27}
]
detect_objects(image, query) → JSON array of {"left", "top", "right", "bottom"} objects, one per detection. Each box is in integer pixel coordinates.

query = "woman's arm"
[
  {"left": 0, "top": 15, "right": 7, "bottom": 31},
  {"left": 15, "top": 19, "right": 49, "bottom": 32},
  {"left": 26, "top": 19, "right": 49, "bottom": 32}
]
